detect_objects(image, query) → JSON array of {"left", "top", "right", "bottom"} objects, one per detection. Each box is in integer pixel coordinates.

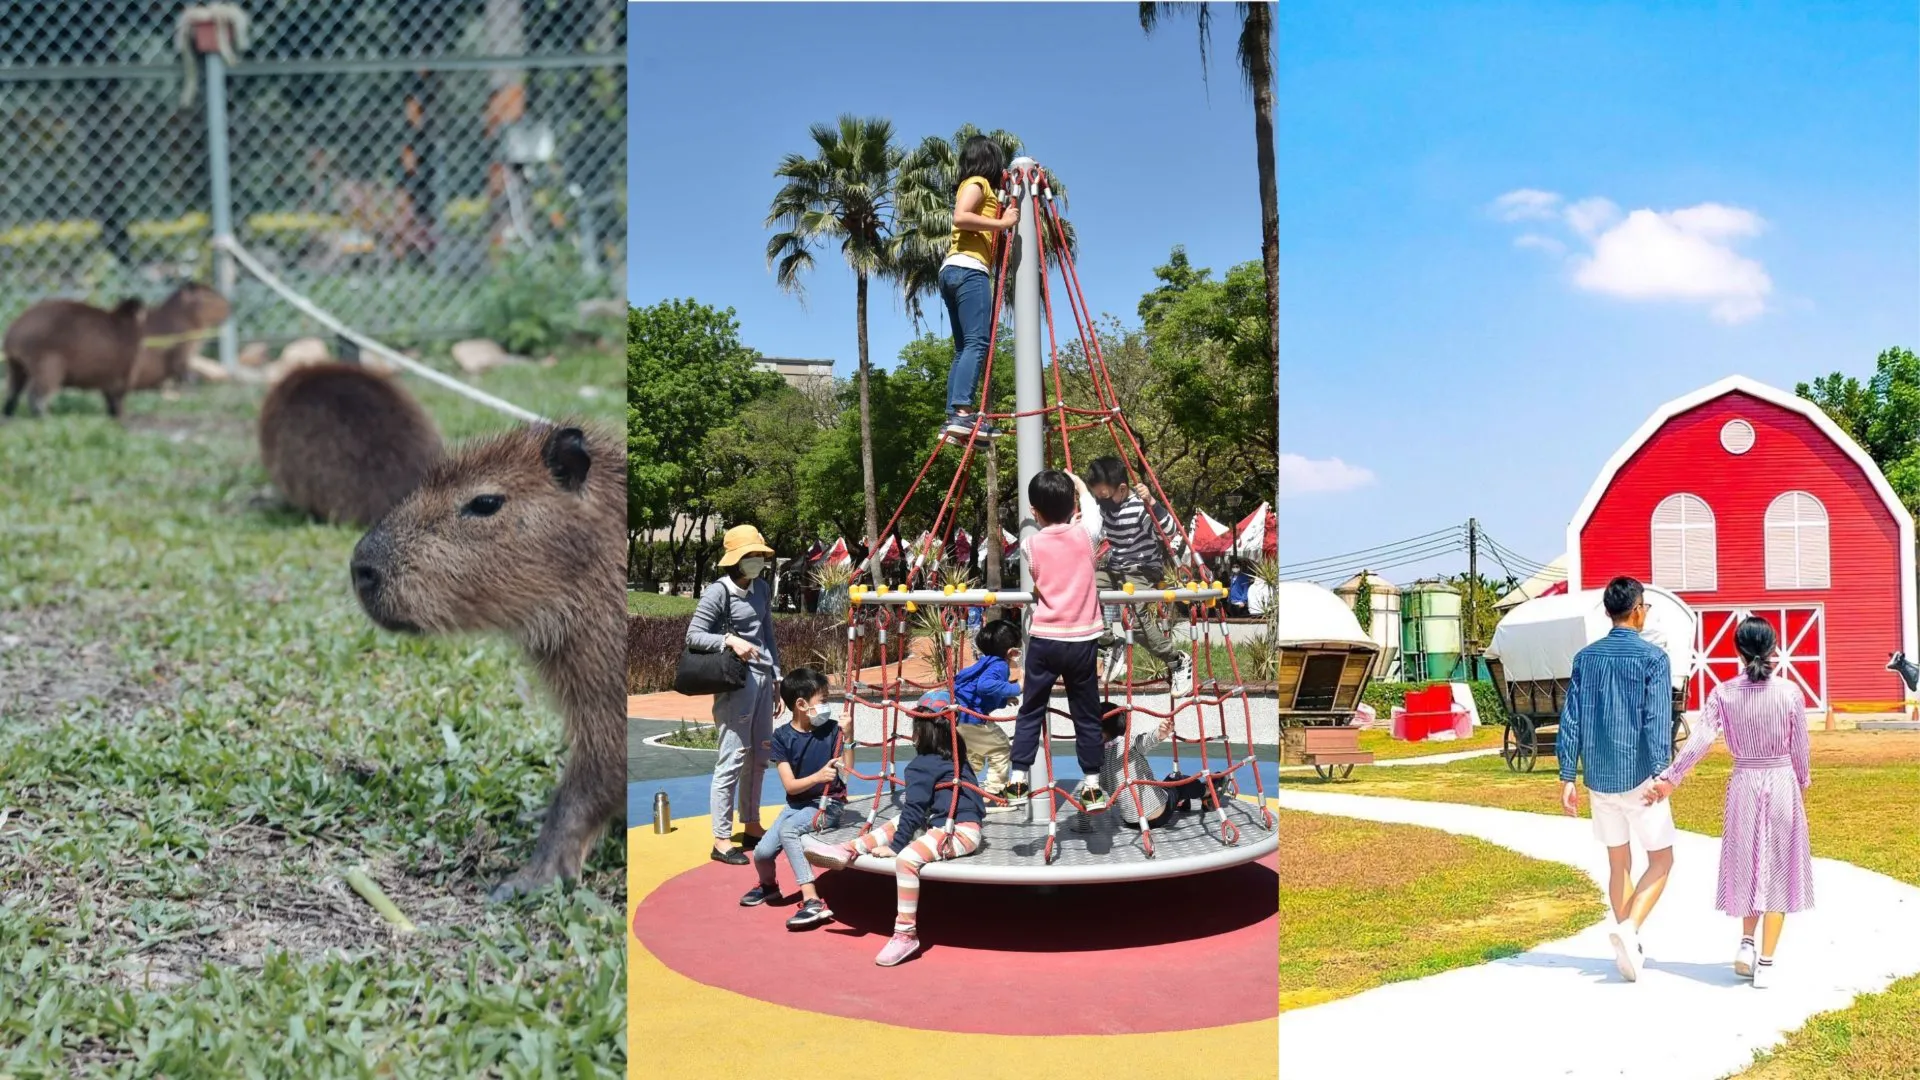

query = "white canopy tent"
[{"left": 1487, "top": 585, "right": 1696, "bottom": 689}]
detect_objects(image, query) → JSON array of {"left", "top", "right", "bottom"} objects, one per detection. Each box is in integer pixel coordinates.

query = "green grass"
[
  {"left": 1355, "top": 725, "right": 1504, "bottom": 761},
  {"left": 0, "top": 349, "right": 626, "bottom": 1077},
  {"left": 626, "top": 591, "right": 698, "bottom": 617},
  {"left": 1279, "top": 811, "right": 1600, "bottom": 1010},
  {"left": 1286, "top": 732, "right": 1920, "bottom": 1079}
]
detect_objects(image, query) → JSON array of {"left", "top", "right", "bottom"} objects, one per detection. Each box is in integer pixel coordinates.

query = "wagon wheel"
[
  {"left": 1311, "top": 762, "right": 1354, "bottom": 782},
  {"left": 1671, "top": 714, "right": 1690, "bottom": 754},
  {"left": 1504, "top": 717, "right": 1539, "bottom": 773}
]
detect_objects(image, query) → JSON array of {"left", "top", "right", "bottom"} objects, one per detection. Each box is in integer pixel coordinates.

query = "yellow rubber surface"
[{"left": 628, "top": 816, "right": 1279, "bottom": 1079}]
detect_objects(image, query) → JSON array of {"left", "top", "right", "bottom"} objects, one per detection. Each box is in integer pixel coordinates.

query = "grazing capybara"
[
  {"left": 257, "top": 363, "right": 443, "bottom": 528},
  {"left": 131, "top": 282, "right": 231, "bottom": 390},
  {"left": 349, "top": 422, "right": 624, "bottom": 901},
  {"left": 3, "top": 297, "right": 147, "bottom": 418}
]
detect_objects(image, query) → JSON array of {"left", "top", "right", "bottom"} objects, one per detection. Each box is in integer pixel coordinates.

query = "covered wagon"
[
  {"left": 1276, "top": 581, "right": 1380, "bottom": 780},
  {"left": 1485, "top": 586, "right": 1696, "bottom": 773}
]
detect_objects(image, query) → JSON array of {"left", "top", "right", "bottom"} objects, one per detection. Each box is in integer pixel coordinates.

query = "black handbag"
[{"left": 674, "top": 584, "right": 751, "bottom": 695}]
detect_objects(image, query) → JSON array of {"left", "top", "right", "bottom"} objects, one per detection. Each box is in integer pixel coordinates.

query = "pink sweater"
[{"left": 1023, "top": 485, "right": 1104, "bottom": 641}]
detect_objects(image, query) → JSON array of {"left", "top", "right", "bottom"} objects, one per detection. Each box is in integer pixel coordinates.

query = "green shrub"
[{"left": 475, "top": 243, "right": 609, "bottom": 355}]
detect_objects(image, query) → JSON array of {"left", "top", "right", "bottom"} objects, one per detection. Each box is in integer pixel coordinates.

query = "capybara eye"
[{"left": 461, "top": 494, "right": 506, "bottom": 518}]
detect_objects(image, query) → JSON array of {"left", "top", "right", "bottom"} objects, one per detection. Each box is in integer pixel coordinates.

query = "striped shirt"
[
  {"left": 1100, "top": 728, "right": 1168, "bottom": 826},
  {"left": 1100, "top": 493, "right": 1180, "bottom": 575},
  {"left": 1557, "top": 627, "right": 1673, "bottom": 794}
]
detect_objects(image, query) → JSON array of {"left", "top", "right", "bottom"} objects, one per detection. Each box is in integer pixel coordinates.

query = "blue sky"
[
  {"left": 625, "top": 3, "right": 1270, "bottom": 428},
  {"left": 1280, "top": 0, "right": 1919, "bottom": 586}
]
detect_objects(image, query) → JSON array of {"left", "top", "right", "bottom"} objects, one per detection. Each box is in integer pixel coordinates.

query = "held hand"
[
  {"left": 1000, "top": 204, "right": 1020, "bottom": 229},
  {"left": 870, "top": 845, "right": 896, "bottom": 859},
  {"left": 1133, "top": 482, "right": 1153, "bottom": 503},
  {"left": 1643, "top": 780, "right": 1674, "bottom": 805},
  {"left": 1157, "top": 717, "right": 1176, "bottom": 742},
  {"left": 1560, "top": 782, "right": 1579, "bottom": 817}
]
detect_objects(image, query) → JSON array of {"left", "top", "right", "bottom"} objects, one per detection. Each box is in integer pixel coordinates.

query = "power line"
[{"left": 1280, "top": 524, "right": 1465, "bottom": 575}]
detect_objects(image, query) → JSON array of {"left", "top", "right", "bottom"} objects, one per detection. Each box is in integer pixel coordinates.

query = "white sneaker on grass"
[{"left": 1608, "top": 920, "right": 1643, "bottom": 982}]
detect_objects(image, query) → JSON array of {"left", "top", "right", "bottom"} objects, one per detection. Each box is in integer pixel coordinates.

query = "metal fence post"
[{"left": 203, "top": 49, "right": 238, "bottom": 370}]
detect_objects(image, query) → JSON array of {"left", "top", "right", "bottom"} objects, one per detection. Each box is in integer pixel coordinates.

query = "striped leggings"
[{"left": 852, "top": 820, "right": 983, "bottom": 934}]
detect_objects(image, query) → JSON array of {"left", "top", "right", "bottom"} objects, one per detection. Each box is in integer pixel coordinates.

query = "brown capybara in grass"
[
  {"left": 349, "top": 422, "right": 624, "bottom": 901},
  {"left": 3, "top": 297, "right": 147, "bottom": 419},
  {"left": 258, "top": 363, "right": 443, "bottom": 528},
  {"left": 130, "top": 282, "right": 231, "bottom": 390}
]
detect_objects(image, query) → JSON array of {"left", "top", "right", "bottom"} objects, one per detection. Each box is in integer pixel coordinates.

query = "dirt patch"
[
  {"left": 1808, "top": 729, "right": 1920, "bottom": 767},
  {"left": 0, "top": 604, "right": 172, "bottom": 725},
  {"left": 1279, "top": 811, "right": 1484, "bottom": 890}
]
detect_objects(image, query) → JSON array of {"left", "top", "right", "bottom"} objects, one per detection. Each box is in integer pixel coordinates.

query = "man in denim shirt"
[{"left": 1558, "top": 576, "right": 1676, "bottom": 983}]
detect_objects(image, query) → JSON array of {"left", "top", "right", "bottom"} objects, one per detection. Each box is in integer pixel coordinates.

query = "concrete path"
[{"left": 1277, "top": 790, "right": 1920, "bottom": 1080}]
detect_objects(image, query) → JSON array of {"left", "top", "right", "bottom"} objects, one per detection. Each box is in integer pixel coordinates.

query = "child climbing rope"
[
  {"left": 803, "top": 690, "right": 986, "bottom": 967},
  {"left": 1086, "top": 455, "right": 1193, "bottom": 695},
  {"left": 939, "top": 135, "right": 1019, "bottom": 441},
  {"left": 1003, "top": 469, "right": 1108, "bottom": 808}
]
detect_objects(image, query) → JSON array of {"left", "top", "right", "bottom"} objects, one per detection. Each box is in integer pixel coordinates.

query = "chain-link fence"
[{"left": 0, "top": 1, "right": 625, "bottom": 352}]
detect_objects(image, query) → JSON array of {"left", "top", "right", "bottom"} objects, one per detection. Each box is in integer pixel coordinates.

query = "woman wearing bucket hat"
[{"left": 688, "top": 524, "right": 782, "bottom": 863}]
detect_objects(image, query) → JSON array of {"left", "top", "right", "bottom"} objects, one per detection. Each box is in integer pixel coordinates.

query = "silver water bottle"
[{"left": 652, "top": 791, "right": 671, "bottom": 834}]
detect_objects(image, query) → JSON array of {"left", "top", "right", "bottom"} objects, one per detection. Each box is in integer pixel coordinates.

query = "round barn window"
[{"left": 1720, "top": 419, "right": 1756, "bottom": 455}]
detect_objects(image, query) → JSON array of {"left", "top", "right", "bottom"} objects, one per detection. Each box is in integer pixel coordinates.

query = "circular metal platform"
[{"left": 807, "top": 790, "right": 1277, "bottom": 885}]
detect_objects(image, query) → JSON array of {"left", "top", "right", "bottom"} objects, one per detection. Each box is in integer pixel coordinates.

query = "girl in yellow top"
[{"left": 939, "top": 136, "right": 1020, "bottom": 439}]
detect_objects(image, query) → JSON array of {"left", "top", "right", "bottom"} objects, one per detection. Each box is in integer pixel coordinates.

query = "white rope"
[{"left": 215, "top": 235, "right": 549, "bottom": 425}]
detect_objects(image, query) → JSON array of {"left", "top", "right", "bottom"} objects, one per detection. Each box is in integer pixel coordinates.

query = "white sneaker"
[
  {"left": 1734, "top": 938, "right": 1756, "bottom": 978},
  {"left": 1752, "top": 957, "right": 1774, "bottom": 989},
  {"left": 1608, "top": 920, "right": 1643, "bottom": 982},
  {"left": 1169, "top": 654, "right": 1194, "bottom": 698}
]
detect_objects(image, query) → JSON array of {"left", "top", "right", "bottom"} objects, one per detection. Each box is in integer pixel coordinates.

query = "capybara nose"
[{"left": 351, "top": 559, "right": 382, "bottom": 604}]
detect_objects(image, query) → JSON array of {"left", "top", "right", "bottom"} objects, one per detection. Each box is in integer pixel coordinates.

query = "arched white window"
[
  {"left": 1765, "top": 491, "right": 1830, "bottom": 589},
  {"left": 1651, "top": 494, "right": 1716, "bottom": 591}
]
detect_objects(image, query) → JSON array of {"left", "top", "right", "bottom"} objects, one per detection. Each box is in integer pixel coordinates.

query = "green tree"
[
  {"left": 766, "top": 115, "right": 902, "bottom": 550},
  {"left": 625, "top": 298, "right": 780, "bottom": 537},
  {"left": 1139, "top": 2, "right": 1278, "bottom": 405},
  {"left": 894, "top": 125, "right": 1076, "bottom": 325},
  {"left": 704, "top": 385, "right": 828, "bottom": 561},
  {"left": 1797, "top": 347, "right": 1920, "bottom": 515},
  {"left": 1354, "top": 574, "right": 1373, "bottom": 634}
]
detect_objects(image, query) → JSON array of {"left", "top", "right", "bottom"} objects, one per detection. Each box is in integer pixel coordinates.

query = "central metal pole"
[
  {"left": 204, "top": 50, "right": 238, "bottom": 371},
  {"left": 1010, "top": 157, "right": 1042, "bottom": 597}
]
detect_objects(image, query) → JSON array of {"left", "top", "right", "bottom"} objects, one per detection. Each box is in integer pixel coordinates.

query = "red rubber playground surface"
[
  {"left": 633, "top": 848, "right": 1278, "bottom": 1035},
  {"left": 628, "top": 813, "right": 1280, "bottom": 1076}
]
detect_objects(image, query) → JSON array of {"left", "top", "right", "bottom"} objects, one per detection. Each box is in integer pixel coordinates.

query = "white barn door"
[{"left": 1689, "top": 606, "right": 1826, "bottom": 710}]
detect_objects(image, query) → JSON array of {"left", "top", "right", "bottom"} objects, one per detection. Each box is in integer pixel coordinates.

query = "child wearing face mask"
[
  {"left": 740, "top": 666, "right": 852, "bottom": 930},
  {"left": 1084, "top": 456, "right": 1191, "bottom": 695}
]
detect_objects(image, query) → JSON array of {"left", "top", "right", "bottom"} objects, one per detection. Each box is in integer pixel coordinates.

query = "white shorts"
[{"left": 1588, "top": 779, "right": 1676, "bottom": 851}]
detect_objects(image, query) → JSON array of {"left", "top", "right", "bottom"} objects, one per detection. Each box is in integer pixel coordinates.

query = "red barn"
[{"left": 1565, "top": 375, "right": 1916, "bottom": 718}]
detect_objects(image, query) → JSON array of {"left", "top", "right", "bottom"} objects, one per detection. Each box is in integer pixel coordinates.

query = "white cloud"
[
  {"left": 1571, "top": 205, "right": 1771, "bottom": 323},
  {"left": 1491, "top": 189, "right": 1562, "bottom": 221},
  {"left": 1513, "top": 233, "right": 1565, "bottom": 256},
  {"left": 1492, "top": 190, "right": 1772, "bottom": 324},
  {"left": 1563, "top": 196, "right": 1621, "bottom": 239},
  {"left": 1278, "top": 453, "right": 1375, "bottom": 498}
]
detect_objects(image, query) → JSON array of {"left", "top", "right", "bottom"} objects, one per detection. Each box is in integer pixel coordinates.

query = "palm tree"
[
  {"left": 766, "top": 115, "right": 902, "bottom": 549},
  {"left": 1139, "top": 2, "right": 1277, "bottom": 406},
  {"left": 894, "top": 125, "right": 1078, "bottom": 327}
]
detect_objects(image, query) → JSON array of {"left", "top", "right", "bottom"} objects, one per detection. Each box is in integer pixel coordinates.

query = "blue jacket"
[
  {"left": 952, "top": 655, "right": 1020, "bottom": 723},
  {"left": 1558, "top": 627, "right": 1674, "bottom": 794},
  {"left": 895, "top": 753, "right": 986, "bottom": 837}
]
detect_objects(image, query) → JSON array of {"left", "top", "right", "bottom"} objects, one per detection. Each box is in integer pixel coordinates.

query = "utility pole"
[{"left": 1466, "top": 518, "right": 1480, "bottom": 676}]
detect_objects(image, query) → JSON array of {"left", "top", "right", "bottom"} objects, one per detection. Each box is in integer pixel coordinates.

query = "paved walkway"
[
  {"left": 1276, "top": 790, "right": 1920, "bottom": 1080},
  {"left": 1276, "top": 746, "right": 1502, "bottom": 772}
]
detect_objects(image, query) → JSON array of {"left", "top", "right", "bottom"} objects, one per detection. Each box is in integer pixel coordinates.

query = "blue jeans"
[
  {"left": 940, "top": 264, "right": 991, "bottom": 413},
  {"left": 754, "top": 801, "right": 844, "bottom": 887}
]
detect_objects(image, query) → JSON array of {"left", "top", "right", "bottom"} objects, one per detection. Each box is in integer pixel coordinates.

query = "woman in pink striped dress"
[{"left": 1644, "top": 616, "right": 1812, "bottom": 989}]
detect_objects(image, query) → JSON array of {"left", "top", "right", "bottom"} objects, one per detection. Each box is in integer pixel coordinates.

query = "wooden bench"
[{"left": 1285, "top": 725, "right": 1375, "bottom": 781}]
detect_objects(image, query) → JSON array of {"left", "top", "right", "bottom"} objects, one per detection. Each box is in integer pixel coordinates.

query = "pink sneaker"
[
  {"left": 875, "top": 931, "right": 922, "bottom": 967},
  {"left": 802, "top": 837, "right": 854, "bottom": 871}
]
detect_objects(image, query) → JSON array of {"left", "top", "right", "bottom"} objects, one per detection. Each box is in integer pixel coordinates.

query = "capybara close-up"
[
  {"left": 257, "top": 362, "right": 443, "bottom": 528},
  {"left": 349, "top": 422, "right": 625, "bottom": 901},
  {"left": 3, "top": 297, "right": 147, "bottom": 419},
  {"left": 130, "top": 282, "right": 231, "bottom": 390}
]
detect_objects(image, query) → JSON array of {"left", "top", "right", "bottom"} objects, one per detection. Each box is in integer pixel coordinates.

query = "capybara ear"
[{"left": 543, "top": 426, "right": 591, "bottom": 492}]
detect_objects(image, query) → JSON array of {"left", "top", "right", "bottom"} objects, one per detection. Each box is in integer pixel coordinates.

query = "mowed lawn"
[
  {"left": 1283, "top": 731, "right": 1920, "bottom": 1079},
  {"left": 0, "top": 352, "right": 625, "bottom": 1077},
  {"left": 1279, "top": 811, "right": 1600, "bottom": 1010}
]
